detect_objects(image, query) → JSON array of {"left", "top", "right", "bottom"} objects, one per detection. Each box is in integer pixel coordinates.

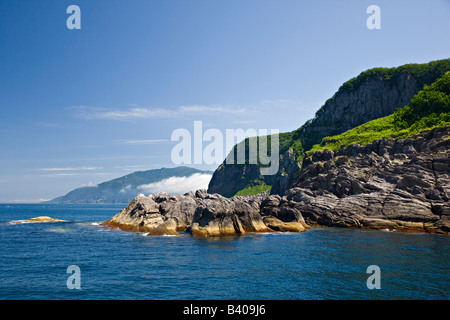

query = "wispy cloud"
[
  {"left": 113, "top": 139, "right": 172, "bottom": 145},
  {"left": 137, "top": 173, "right": 212, "bottom": 195},
  {"left": 9, "top": 198, "right": 53, "bottom": 204},
  {"left": 78, "top": 182, "right": 98, "bottom": 188},
  {"left": 177, "top": 105, "right": 246, "bottom": 114},
  {"left": 119, "top": 185, "right": 132, "bottom": 193},
  {"left": 41, "top": 173, "right": 79, "bottom": 177},
  {"left": 40, "top": 166, "right": 103, "bottom": 171},
  {"left": 113, "top": 165, "right": 165, "bottom": 171},
  {"left": 41, "top": 172, "right": 114, "bottom": 178},
  {"left": 70, "top": 104, "right": 246, "bottom": 121},
  {"left": 70, "top": 106, "right": 177, "bottom": 120}
]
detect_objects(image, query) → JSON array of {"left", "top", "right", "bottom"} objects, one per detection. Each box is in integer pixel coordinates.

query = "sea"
[{"left": 0, "top": 203, "right": 448, "bottom": 300}]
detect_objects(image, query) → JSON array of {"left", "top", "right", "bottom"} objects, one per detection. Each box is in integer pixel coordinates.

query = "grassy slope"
[{"left": 235, "top": 183, "right": 272, "bottom": 196}]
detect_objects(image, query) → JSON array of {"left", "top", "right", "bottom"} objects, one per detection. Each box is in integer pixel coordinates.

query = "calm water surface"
[{"left": 0, "top": 204, "right": 448, "bottom": 300}]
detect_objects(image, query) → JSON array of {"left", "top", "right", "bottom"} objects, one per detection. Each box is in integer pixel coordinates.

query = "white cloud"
[
  {"left": 9, "top": 198, "right": 53, "bottom": 204},
  {"left": 119, "top": 185, "right": 132, "bottom": 193},
  {"left": 137, "top": 173, "right": 212, "bottom": 195},
  {"left": 40, "top": 166, "right": 102, "bottom": 171},
  {"left": 42, "top": 173, "right": 78, "bottom": 177},
  {"left": 78, "top": 182, "right": 98, "bottom": 188},
  {"left": 113, "top": 139, "right": 172, "bottom": 145},
  {"left": 70, "top": 104, "right": 246, "bottom": 121},
  {"left": 178, "top": 105, "right": 246, "bottom": 114},
  {"left": 70, "top": 105, "right": 177, "bottom": 120}
]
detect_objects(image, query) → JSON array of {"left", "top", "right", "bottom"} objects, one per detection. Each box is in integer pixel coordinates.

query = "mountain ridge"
[{"left": 45, "top": 166, "right": 213, "bottom": 204}]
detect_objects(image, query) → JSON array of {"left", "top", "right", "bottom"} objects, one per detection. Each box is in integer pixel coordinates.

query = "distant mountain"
[{"left": 45, "top": 166, "right": 213, "bottom": 204}]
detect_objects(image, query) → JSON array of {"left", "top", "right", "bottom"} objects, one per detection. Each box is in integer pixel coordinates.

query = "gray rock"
[{"left": 103, "top": 188, "right": 305, "bottom": 237}]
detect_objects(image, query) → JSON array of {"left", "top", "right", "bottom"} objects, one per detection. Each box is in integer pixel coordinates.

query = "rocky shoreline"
[
  {"left": 102, "top": 126, "right": 450, "bottom": 236},
  {"left": 292, "top": 126, "right": 449, "bottom": 233},
  {"left": 101, "top": 189, "right": 308, "bottom": 237}
]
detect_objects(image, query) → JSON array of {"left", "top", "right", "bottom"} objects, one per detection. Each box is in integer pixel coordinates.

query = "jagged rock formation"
[
  {"left": 101, "top": 192, "right": 198, "bottom": 233},
  {"left": 289, "top": 126, "right": 450, "bottom": 233},
  {"left": 101, "top": 189, "right": 307, "bottom": 237}
]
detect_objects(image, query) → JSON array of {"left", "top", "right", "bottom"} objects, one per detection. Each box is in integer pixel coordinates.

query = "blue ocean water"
[{"left": 0, "top": 203, "right": 448, "bottom": 300}]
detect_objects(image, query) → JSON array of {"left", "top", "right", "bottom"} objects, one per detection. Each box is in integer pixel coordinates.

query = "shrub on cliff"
[{"left": 394, "top": 71, "right": 450, "bottom": 128}]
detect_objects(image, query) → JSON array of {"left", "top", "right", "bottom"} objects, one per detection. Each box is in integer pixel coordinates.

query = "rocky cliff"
[
  {"left": 103, "top": 126, "right": 450, "bottom": 236},
  {"left": 208, "top": 59, "right": 450, "bottom": 197},
  {"left": 289, "top": 126, "right": 450, "bottom": 233}
]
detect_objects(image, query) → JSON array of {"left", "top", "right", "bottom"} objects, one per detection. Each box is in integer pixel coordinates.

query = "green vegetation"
[
  {"left": 308, "top": 72, "right": 450, "bottom": 154},
  {"left": 338, "top": 59, "right": 450, "bottom": 96},
  {"left": 394, "top": 70, "right": 450, "bottom": 128},
  {"left": 234, "top": 183, "right": 272, "bottom": 197}
]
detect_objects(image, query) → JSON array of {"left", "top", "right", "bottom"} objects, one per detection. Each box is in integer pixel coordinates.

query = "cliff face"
[
  {"left": 207, "top": 163, "right": 264, "bottom": 198},
  {"left": 208, "top": 59, "right": 450, "bottom": 197},
  {"left": 299, "top": 73, "right": 421, "bottom": 151}
]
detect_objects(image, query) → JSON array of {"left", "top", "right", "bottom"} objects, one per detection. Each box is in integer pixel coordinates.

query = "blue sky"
[{"left": 0, "top": 0, "right": 449, "bottom": 202}]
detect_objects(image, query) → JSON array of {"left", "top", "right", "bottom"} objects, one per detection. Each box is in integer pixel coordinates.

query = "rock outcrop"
[
  {"left": 102, "top": 189, "right": 307, "bottom": 237},
  {"left": 289, "top": 126, "right": 450, "bottom": 233},
  {"left": 11, "top": 216, "right": 65, "bottom": 224},
  {"left": 101, "top": 192, "right": 197, "bottom": 234}
]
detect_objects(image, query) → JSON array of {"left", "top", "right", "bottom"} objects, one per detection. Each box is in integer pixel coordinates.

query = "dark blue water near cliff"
[{"left": 0, "top": 204, "right": 448, "bottom": 300}]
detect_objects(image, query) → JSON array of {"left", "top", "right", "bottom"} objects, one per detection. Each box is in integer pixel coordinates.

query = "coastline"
[{"left": 102, "top": 126, "right": 450, "bottom": 237}]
